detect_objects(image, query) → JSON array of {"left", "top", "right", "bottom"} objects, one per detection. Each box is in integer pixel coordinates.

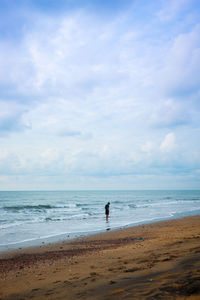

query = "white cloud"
[
  {"left": 157, "top": 0, "right": 192, "bottom": 21},
  {"left": 160, "top": 132, "right": 176, "bottom": 153},
  {"left": 41, "top": 148, "right": 60, "bottom": 161},
  {"left": 158, "top": 23, "right": 200, "bottom": 96},
  {"left": 0, "top": 149, "right": 8, "bottom": 160},
  {"left": 150, "top": 98, "right": 190, "bottom": 127},
  {"left": 141, "top": 142, "right": 153, "bottom": 153},
  {"left": 0, "top": 10, "right": 158, "bottom": 100}
]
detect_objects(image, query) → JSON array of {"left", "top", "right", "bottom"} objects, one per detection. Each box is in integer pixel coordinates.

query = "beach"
[{"left": 0, "top": 215, "right": 200, "bottom": 299}]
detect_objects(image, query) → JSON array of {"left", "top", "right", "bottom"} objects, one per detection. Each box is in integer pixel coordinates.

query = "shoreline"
[
  {"left": 1, "top": 211, "right": 200, "bottom": 254},
  {"left": 1, "top": 215, "right": 200, "bottom": 299}
]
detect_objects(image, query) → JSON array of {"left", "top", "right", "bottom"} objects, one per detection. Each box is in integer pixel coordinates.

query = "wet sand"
[{"left": 0, "top": 215, "right": 200, "bottom": 299}]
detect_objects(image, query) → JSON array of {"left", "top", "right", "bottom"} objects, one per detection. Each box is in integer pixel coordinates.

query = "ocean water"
[{"left": 0, "top": 190, "right": 200, "bottom": 252}]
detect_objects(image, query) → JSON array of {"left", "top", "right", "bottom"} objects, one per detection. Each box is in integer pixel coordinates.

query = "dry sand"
[{"left": 0, "top": 215, "right": 200, "bottom": 300}]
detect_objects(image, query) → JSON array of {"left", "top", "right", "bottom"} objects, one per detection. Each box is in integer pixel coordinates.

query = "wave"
[
  {"left": 4, "top": 204, "right": 55, "bottom": 211},
  {"left": 45, "top": 213, "right": 91, "bottom": 222},
  {"left": 2, "top": 203, "right": 83, "bottom": 211},
  {"left": 45, "top": 217, "right": 60, "bottom": 222},
  {"left": 76, "top": 203, "right": 92, "bottom": 207},
  {"left": 128, "top": 204, "right": 137, "bottom": 208}
]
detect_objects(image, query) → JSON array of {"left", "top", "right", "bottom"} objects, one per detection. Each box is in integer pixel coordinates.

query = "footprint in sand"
[
  {"left": 63, "top": 280, "right": 72, "bottom": 285},
  {"left": 109, "top": 280, "right": 116, "bottom": 285},
  {"left": 90, "top": 265, "right": 95, "bottom": 269},
  {"left": 91, "top": 278, "right": 96, "bottom": 282},
  {"left": 124, "top": 267, "right": 140, "bottom": 273},
  {"left": 90, "top": 272, "right": 98, "bottom": 276},
  {"left": 31, "top": 288, "right": 41, "bottom": 292},
  {"left": 45, "top": 292, "right": 54, "bottom": 296}
]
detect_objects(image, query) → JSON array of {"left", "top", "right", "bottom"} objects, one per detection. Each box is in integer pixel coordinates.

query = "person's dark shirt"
[{"left": 105, "top": 203, "right": 109, "bottom": 215}]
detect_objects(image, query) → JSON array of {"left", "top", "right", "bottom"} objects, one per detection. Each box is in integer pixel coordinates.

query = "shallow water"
[{"left": 0, "top": 190, "right": 200, "bottom": 252}]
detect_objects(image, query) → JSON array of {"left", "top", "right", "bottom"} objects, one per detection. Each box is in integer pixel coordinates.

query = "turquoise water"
[{"left": 0, "top": 190, "right": 200, "bottom": 252}]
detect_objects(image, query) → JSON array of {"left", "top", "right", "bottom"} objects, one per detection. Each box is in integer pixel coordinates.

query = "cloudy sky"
[{"left": 0, "top": 0, "right": 200, "bottom": 190}]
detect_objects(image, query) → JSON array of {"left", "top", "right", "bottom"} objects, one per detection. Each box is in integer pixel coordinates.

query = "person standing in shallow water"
[{"left": 105, "top": 202, "right": 110, "bottom": 221}]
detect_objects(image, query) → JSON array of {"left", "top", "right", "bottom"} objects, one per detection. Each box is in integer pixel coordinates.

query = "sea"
[{"left": 0, "top": 190, "right": 200, "bottom": 252}]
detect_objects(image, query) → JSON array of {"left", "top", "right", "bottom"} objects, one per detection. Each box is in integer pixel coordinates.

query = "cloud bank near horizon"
[{"left": 0, "top": 0, "right": 200, "bottom": 190}]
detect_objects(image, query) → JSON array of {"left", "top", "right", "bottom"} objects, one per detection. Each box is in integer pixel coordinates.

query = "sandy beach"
[{"left": 0, "top": 215, "right": 200, "bottom": 299}]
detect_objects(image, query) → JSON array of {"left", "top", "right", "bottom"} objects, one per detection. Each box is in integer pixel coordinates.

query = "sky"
[{"left": 0, "top": 0, "right": 200, "bottom": 190}]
